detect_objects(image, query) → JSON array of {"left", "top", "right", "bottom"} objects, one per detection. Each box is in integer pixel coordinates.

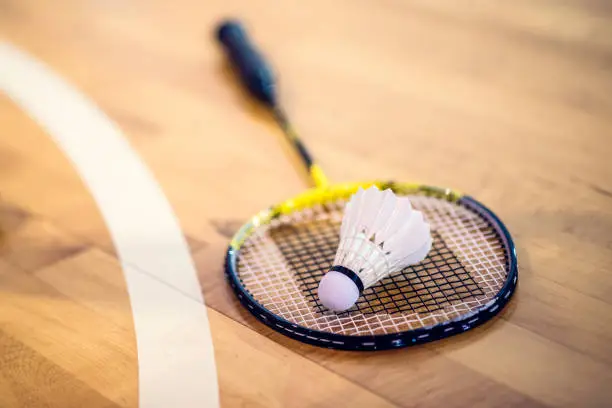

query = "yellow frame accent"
[{"left": 229, "top": 180, "right": 462, "bottom": 250}]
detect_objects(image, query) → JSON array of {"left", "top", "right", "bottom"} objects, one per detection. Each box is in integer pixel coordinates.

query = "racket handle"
[{"left": 216, "top": 19, "right": 277, "bottom": 107}]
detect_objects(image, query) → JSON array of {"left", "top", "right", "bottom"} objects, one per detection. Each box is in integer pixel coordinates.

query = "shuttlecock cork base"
[
  {"left": 318, "top": 185, "right": 433, "bottom": 313},
  {"left": 317, "top": 267, "right": 363, "bottom": 313}
]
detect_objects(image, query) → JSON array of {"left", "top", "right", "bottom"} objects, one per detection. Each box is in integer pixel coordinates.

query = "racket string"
[
  {"left": 423, "top": 198, "right": 507, "bottom": 298},
  {"left": 235, "top": 195, "right": 508, "bottom": 336}
]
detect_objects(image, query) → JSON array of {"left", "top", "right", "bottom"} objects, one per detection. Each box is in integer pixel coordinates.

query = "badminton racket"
[{"left": 216, "top": 19, "right": 518, "bottom": 351}]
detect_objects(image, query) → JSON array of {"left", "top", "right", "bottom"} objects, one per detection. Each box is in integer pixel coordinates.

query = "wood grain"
[
  {"left": 0, "top": 258, "right": 138, "bottom": 407},
  {"left": 34, "top": 247, "right": 399, "bottom": 408},
  {"left": 1, "top": 0, "right": 611, "bottom": 406},
  {"left": 0, "top": 203, "right": 87, "bottom": 273},
  {"left": 0, "top": 330, "right": 120, "bottom": 408}
]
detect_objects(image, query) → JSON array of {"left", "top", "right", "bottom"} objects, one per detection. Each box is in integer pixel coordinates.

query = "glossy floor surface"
[{"left": 0, "top": 1, "right": 611, "bottom": 407}]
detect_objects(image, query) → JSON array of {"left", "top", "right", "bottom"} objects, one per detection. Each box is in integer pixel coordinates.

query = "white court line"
[{"left": 0, "top": 42, "right": 220, "bottom": 408}]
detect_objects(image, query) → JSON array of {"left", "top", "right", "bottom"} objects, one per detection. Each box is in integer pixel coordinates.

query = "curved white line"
[{"left": 0, "top": 42, "right": 219, "bottom": 408}]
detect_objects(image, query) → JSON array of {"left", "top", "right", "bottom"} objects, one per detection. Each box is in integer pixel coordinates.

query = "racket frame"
[{"left": 224, "top": 180, "right": 518, "bottom": 351}]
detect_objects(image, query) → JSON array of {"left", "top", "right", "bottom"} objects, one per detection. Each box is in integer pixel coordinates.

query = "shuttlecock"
[{"left": 317, "top": 185, "right": 432, "bottom": 312}]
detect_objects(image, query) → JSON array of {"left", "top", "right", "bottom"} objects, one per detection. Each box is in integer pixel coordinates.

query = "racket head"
[{"left": 224, "top": 181, "right": 517, "bottom": 351}]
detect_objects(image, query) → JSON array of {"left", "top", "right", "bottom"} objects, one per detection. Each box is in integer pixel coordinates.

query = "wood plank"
[
  {"left": 34, "top": 249, "right": 136, "bottom": 333},
  {"left": 211, "top": 308, "right": 398, "bottom": 408},
  {"left": 432, "top": 321, "right": 612, "bottom": 407},
  {"left": 0, "top": 201, "right": 86, "bottom": 273},
  {"left": 511, "top": 274, "right": 612, "bottom": 365},
  {"left": 32, "top": 246, "right": 399, "bottom": 407},
  {"left": 0, "top": 259, "right": 138, "bottom": 407},
  {"left": 0, "top": 94, "right": 206, "bottom": 255},
  {"left": 0, "top": 330, "right": 120, "bottom": 408},
  {"left": 0, "top": 94, "right": 111, "bottom": 249},
  {"left": 401, "top": 0, "right": 612, "bottom": 55}
]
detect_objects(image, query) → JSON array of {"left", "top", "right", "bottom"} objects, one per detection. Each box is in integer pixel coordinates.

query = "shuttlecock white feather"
[{"left": 318, "top": 185, "right": 433, "bottom": 312}]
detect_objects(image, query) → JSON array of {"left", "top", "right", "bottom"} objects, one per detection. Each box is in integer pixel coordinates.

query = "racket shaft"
[{"left": 216, "top": 19, "right": 329, "bottom": 188}]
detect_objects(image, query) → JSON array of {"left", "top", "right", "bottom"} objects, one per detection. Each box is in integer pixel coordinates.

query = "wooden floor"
[{"left": 1, "top": 1, "right": 611, "bottom": 407}]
